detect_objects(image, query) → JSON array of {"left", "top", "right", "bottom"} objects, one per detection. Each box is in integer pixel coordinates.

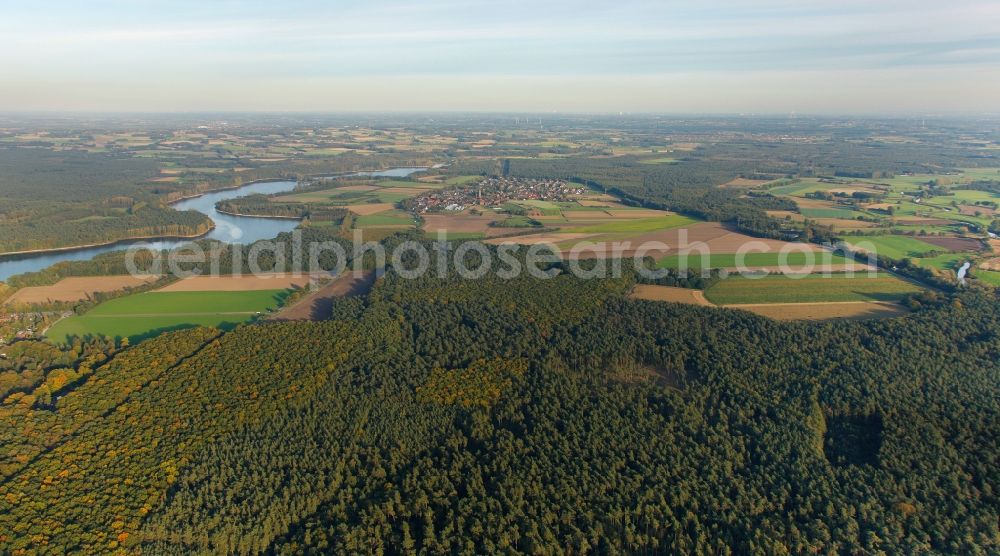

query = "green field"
[
  {"left": 658, "top": 251, "right": 849, "bottom": 269},
  {"left": 571, "top": 215, "right": 699, "bottom": 234},
  {"left": 444, "top": 175, "right": 480, "bottom": 186},
  {"left": 47, "top": 290, "right": 288, "bottom": 343},
  {"left": 514, "top": 200, "right": 562, "bottom": 215},
  {"left": 949, "top": 190, "right": 1000, "bottom": 203},
  {"left": 47, "top": 315, "right": 246, "bottom": 344},
  {"left": 704, "top": 274, "right": 921, "bottom": 305},
  {"left": 972, "top": 269, "right": 1000, "bottom": 286},
  {"left": 913, "top": 253, "right": 968, "bottom": 271},
  {"left": 843, "top": 235, "right": 942, "bottom": 259},
  {"left": 767, "top": 179, "right": 836, "bottom": 196},
  {"left": 355, "top": 211, "right": 415, "bottom": 227},
  {"left": 501, "top": 216, "right": 542, "bottom": 228},
  {"left": 801, "top": 208, "right": 864, "bottom": 219}
]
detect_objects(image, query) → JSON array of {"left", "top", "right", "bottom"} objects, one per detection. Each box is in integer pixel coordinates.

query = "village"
[
  {"left": 404, "top": 177, "right": 585, "bottom": 213},
  {"left": 0, "top": 311, "right": 56, "bottom": 349}
]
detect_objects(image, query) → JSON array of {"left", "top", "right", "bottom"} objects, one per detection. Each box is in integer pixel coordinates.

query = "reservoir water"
[
  {"left": 0, "top": 167, "right": 426, "bottom": 282},
  {"left": 0, "top": 180, "right": 300, "bottom": 281}
]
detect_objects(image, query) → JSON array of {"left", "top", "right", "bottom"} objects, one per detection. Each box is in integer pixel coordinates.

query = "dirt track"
[{"left": 270, "top": 271, "right": 376, "bottom": 321}]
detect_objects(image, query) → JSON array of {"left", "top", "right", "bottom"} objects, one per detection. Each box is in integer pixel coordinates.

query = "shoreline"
[
  {"left": 0, "top": 178, "right": 300, "bottom": 260},
  {"left": 164, "top": 177, "right": 296, "bottom": 207},
  {"left": 0, "top": 166, "right": 422, "bottom": 262},
  {"left": 214, "top": 208, "right": 303, "bottom": 220},
  {"left": 0, "top": 229, "right": 215, "bottom": 260}
]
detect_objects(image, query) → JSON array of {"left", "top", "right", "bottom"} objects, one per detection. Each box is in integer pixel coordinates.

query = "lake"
[{"left": 0, "top": 167, "right": 425, "bottom": 281}]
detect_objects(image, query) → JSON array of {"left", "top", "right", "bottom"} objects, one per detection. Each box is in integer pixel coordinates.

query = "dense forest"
[
  {"left": 2, "top": 116, "right": 999, "bottom": 553},
  {"left": 0, "top": 246, "right": 996, "bottom": 554}
]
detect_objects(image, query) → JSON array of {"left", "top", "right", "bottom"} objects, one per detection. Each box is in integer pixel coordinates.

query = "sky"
[{"left": 1, "top": 0, "right": 999, "bottom": 114}]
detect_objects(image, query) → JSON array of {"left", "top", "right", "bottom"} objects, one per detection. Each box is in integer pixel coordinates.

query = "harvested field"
[
  {"left": 919, "top": 237, "right": 985, "bottom": 251},
  {"left": 767, "top": 210, "right": 804, "bottom": 220},
  {"left": 379, "top": 187, "right": 425, "bottom": 195},
  {"left": 629, "top": 285, "right": 713, "bottom": 306},
  {"left": 728, "top": 301, "right": 908, "bottom": 321},
  {"left": 561, "top": 243, "right": 673, "bottom": 260},
  {"left": 423, "top": 213, "right": 503, "bottom": 234},
  {"left": 720, "top": 178, "right": 770, "bottom": 188},
  {"left": 491, "top": 222, "right": 821, "bottom": 261},
  {"left": 978, "top": 257, "right": 1000, "bottom": 271},
  {"left": 959, "top": 204, "right": 998, "bottom": 216},
  {"left": 701, "top": 232, "right": 822, "bottom": 254},
  {"left": 486, "top": 232, "right": 599, "bottom": 246},
  {"left": 562, "top": 222, "right": 735, "bottom": 252},
  {"left": 270, "top": 271, "right": 376, "bottom": 321},
  {"left": 339, "top": 203, "right": 396, "bottom": 216},
  {"left": 5, "top": 275, "right": 158, "bottom": 306},
  {"left": 337, "top": 185, "right": 379, "bottom": 192},
  {"left": 577, "top": 199, "right": 623, "bottom": 207},
  {"left": 157, "top": 273, "right": 317, "bottom": 292}
]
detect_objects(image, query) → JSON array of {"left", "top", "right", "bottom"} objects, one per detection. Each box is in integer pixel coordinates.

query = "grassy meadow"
[
  {"left": 657, "top": 251, "right": 850, "bottom": 270},
  {"left": 47, "top": 290, "right": 288, "bottom": 343}
]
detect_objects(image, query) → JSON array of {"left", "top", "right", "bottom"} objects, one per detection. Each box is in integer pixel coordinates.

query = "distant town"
[{"left": 404, "top": 177, "right": 585, "bottom": 213}]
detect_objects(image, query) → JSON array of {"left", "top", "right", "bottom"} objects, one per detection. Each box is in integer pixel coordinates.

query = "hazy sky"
[{"left": 2, "top": 0, "right": 999, "bottom": 113}]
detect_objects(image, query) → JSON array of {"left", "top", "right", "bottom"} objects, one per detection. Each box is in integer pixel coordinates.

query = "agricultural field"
[
  {"left": 913, "top": 253, "right": 969, "bottom": 271},
  {"left": 657, "top": 251, "right": 850, "bottom": 270},
  {"left": 638, "top": 157, "right": 679, "bottom": 165},
  {"left": 629, "top": 285, "right": 712, "bottom": 306},
  {"left": 843, "top": 235, "right": 945, "bottom": 260},
  {"left": 156, "top": 273, "right": 316, "bottom": 292},
  {"left": 630, "top": 279, "right": 911, "bottom": 322},
  {"left": 4, "top": 275, "right": 158, "bottom": 306},
  {"left": 354, "top": 210, "right": 418, "bottom": 228},
  {"left": 421, "top": 212, "right": 504, "bottom": 239},
  {"left": 566, "top": 214, "right": 698, "bottom": 234},
  {"left": 46, "top": 289, "right": 288, "bottom": 343},
  {"left": 703, "top": 273, "right": 921, "bottom": 305},
  {"left": 757, "top": 170, "right": 1000, "bottom": 279},
  {"left": 731, "top": 301, "right": 909, "bottom": 321},
  {"left": 972, "top": 269, "right": 1000, "bottom": 286}
]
